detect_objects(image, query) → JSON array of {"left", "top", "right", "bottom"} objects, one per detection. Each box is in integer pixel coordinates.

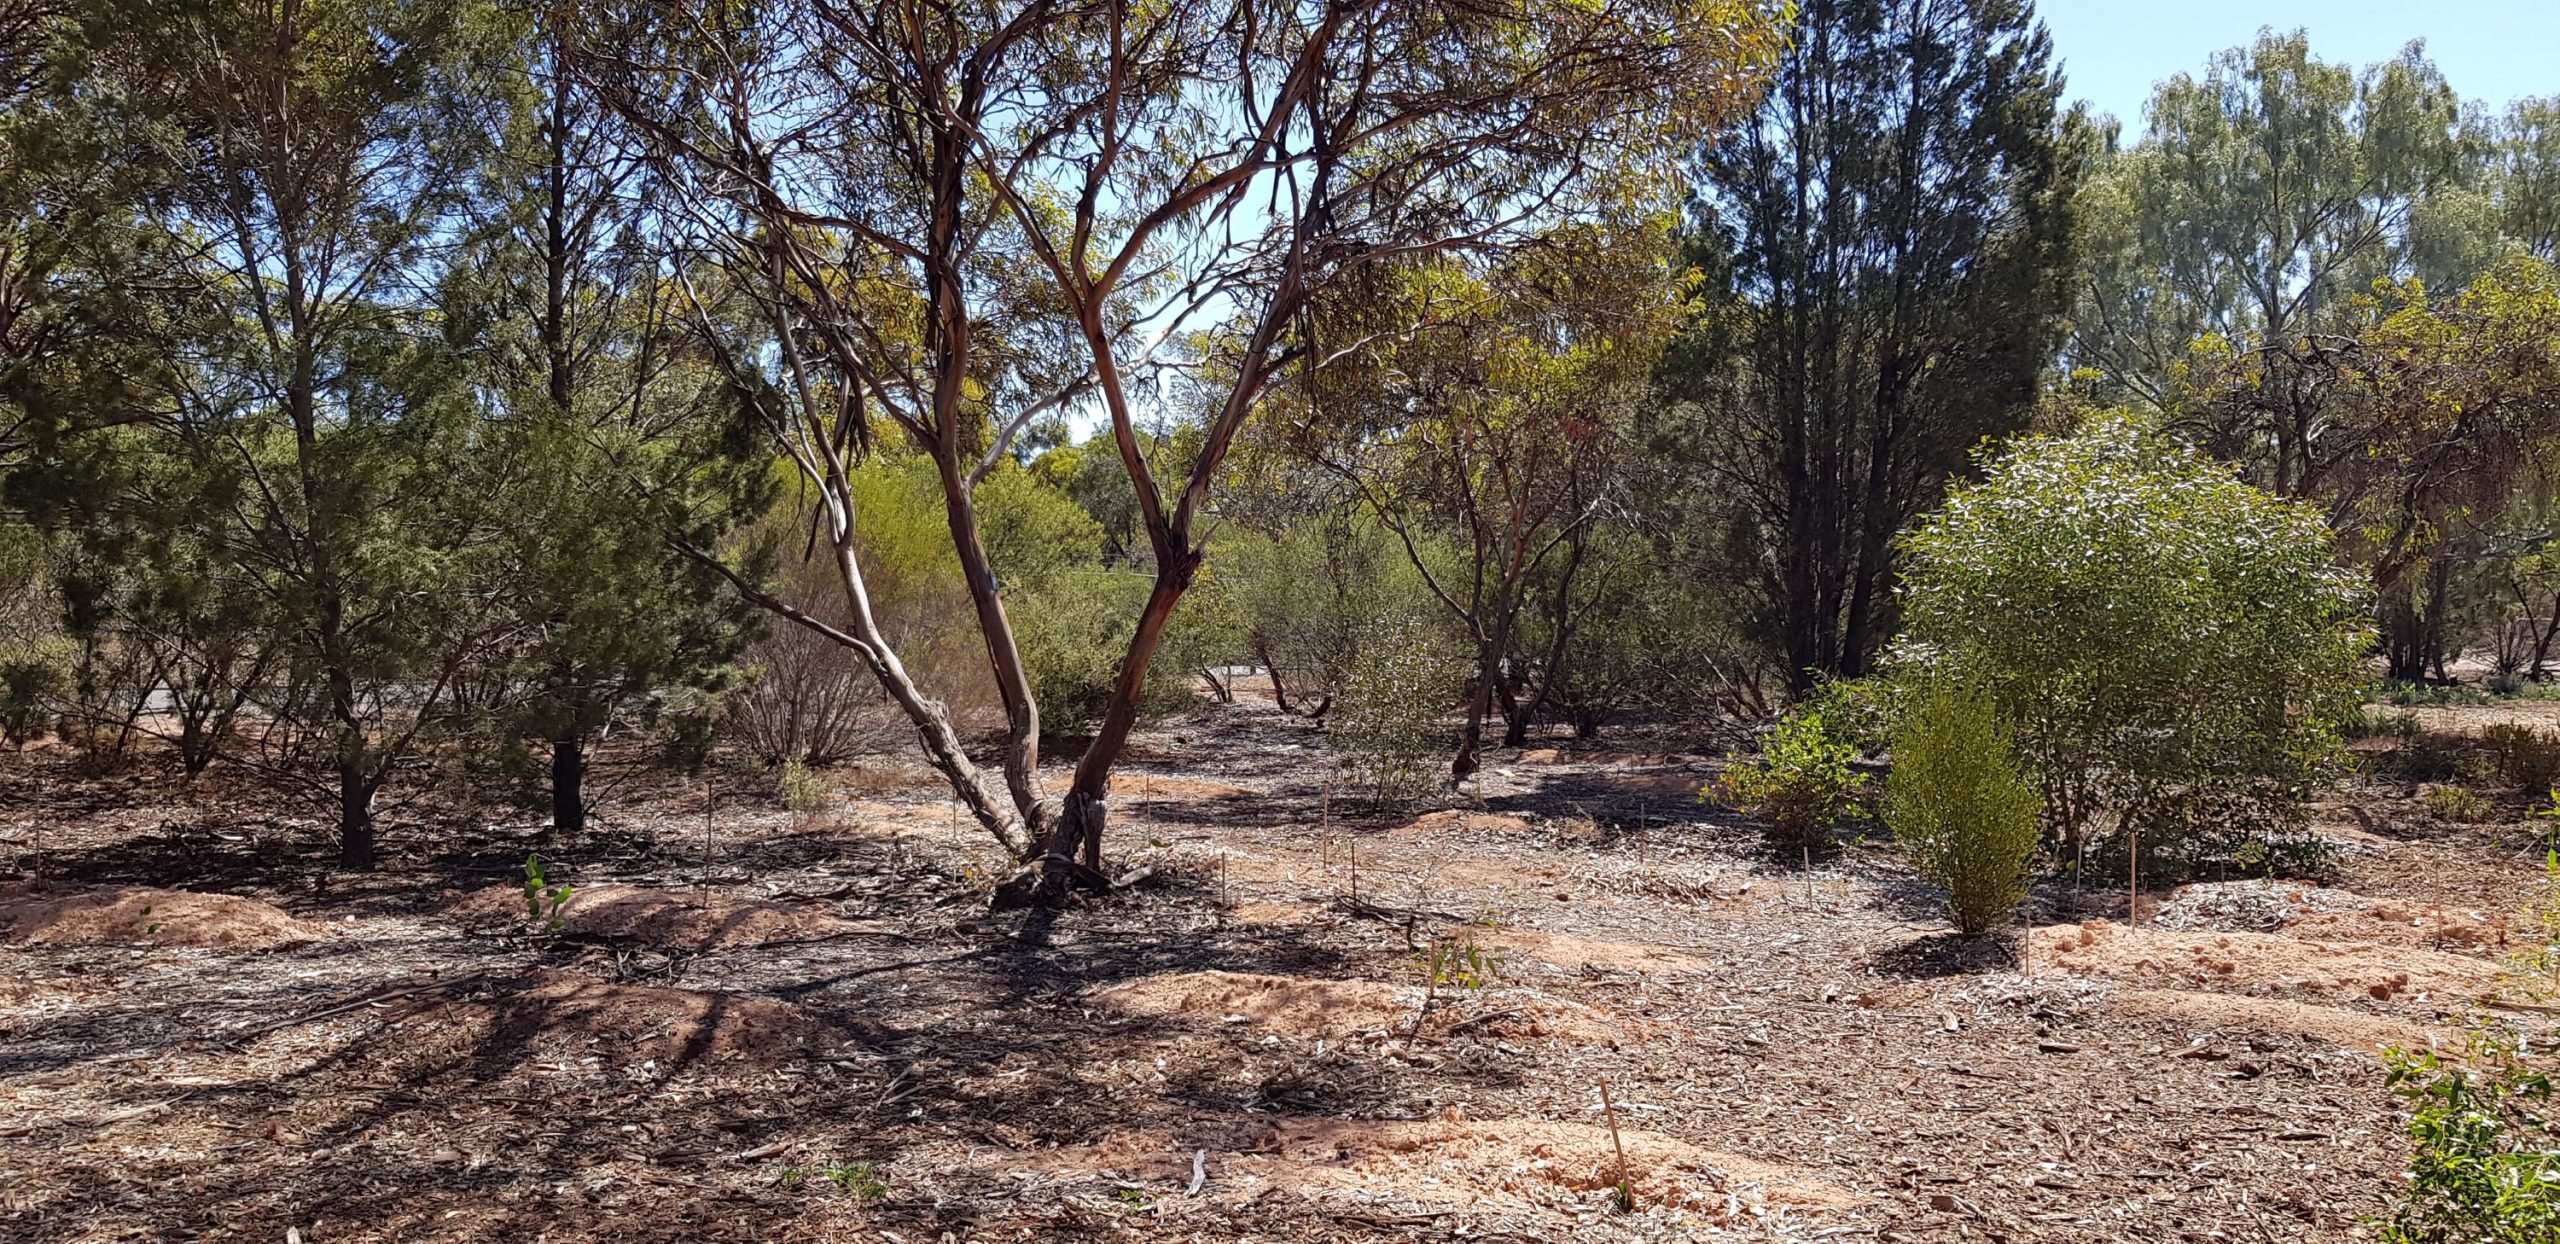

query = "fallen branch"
[
  {"left": 217, "top": 972, "right": 496, "bottom": 1047},
  {"left": 1330, "top": 895, "right": 1472, "bottom": 925}
]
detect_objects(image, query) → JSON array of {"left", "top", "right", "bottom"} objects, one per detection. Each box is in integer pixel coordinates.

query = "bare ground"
[{"left": 2, "top": 694, "right": 2553, "bottom": 1242}]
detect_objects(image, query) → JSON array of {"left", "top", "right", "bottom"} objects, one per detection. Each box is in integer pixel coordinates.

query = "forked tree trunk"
[
  {"left": 931, "top": 452, "right": 1047, "bottom": 830},
  {"left": 1497, "top": 663, "right": 1530, "bottom": 747},
  {"left": 1452, "top": 628, "right": 1502, "bottom": 785},
  {"left": 995, "top": 569, "right": 1195, "bottom": 907},
  {"left": 1256, "top": 643, "right": 1294, "bottom": 713}
]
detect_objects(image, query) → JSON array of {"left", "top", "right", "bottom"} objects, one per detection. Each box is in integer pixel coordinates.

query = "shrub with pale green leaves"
[
  {"left": 1330, "top": 610, "right": 1463, "bottom": 807},
  {"left": 1885, "top": 687, "right": 2040, "bottom": 934},
  {"left": 1894, "top": 417, "right": 2369, "bottom": 869},
  {"left": 779, "top": 758, "right": 828, "bottom": 826}
]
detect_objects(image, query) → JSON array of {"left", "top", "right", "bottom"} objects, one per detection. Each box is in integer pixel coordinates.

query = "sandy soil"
[{"left": 2, "top": 698, "right": 2555, "bottom": 1241}]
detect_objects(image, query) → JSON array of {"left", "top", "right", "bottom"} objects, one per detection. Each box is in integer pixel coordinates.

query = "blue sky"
[{"left": 2036, "top": 0, "right": 2560, "bottom": 131}]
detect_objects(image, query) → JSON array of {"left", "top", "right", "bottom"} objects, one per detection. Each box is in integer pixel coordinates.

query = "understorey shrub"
[
  {"left": 1884, "top": 685, "right": 2039, "bottom": 934},
  {"left": 779, "top": 758, "right": 828, "bottom": 827},
  {"left": 0, "top": 638, "right": 70, "bottom": 750},
  {"left": 1330, "top": 609, "right": 1463, "bottom": 808},
  {"left": 2378, "top": 1030, "right": 2560, "bottom": 1243},
  {"left": 2481, "top": 722, "right": 2560, "bottom": 794},
  {"left": 2348, "top": 705, "right": 2423, "bottom": 740},
  {"left": 2424, "top": 783, "right": 2497, "bottom": 825},
  {"left": 1715, "top": 701, "right": 1865, "bottom": 849},
  {"left": 1892, "top": 417, "right": 2369, "bottom": 874}
]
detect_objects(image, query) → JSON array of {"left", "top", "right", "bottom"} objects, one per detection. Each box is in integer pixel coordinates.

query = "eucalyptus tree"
[
  {"left": 1670, "top": 0, "right": 2082, "bottom": 692},
  {"left": 584, "top": 0, "right": 1788, "bottom": 899},
  {"left": 1292, "top": 224, "right": 1678, "bottom": 783},
  {"left": 2495, "top": 97, "right": 2560, "bottom": 263},
  {"left": 2070, "top": 32, "right": 2485, "bottom": 421}
]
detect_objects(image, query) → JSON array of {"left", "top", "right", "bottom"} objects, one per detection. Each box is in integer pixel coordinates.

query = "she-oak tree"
[{"left": 583, "top": 0, "right": 1787, "bottom": 902}]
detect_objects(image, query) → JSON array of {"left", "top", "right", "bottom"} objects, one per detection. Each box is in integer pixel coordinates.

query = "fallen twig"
[{"left": 217, "top": 972, "right": 496, "bottom": 1047}]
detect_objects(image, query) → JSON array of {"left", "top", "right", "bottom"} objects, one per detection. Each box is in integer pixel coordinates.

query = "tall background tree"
[
  {"left": 2072, "top": 32, "right": 2560, "bottom": 682},
  {"left": 1665, "top": 0, "right": 2082, "bottom": 692},
  {"left": 446, "top": 5, "right": 769, "bottom": 833}
]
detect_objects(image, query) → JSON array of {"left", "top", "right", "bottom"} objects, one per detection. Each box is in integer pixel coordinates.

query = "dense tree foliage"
[{"left": 1665, "top": 0, "right": 2083, "bottom": 691}]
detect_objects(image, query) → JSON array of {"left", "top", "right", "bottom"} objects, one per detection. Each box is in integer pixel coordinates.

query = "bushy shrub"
[
  {"left": 1212, "top": 513, "right": 1434, "bottom": 717},
  {"left": 2481, "top": 723, "right": 2560, "bottom": 794},
  {"left": 0, "top": 637, "right": 72, "bottom": 750},
  {"left": 2424, "top": 783, "right": 2497, "bottom": 824},
  {"left": 2348, "top": 705, "right": 2423, "bottom": 740},
  {"left": 1884, "top": 687, "right": 2040, "bottom": 934},
  {"left": 1329, "top": 610, "right": 1463, "bottom": 807},
  {"left": 779, "top": 758, "right": 828, "bottom": 826},
  {"left": 2379, "top": 1032, "right": 2560, "bottom": 1243},
  {"left": 1714, "top": 703, "right": 1864, "bottom": 848},
  {"left": 2380, "top": 681, "right": 2498, "bottom": 708},
  {"left": 1893, "top": 416, "right": 2369, "bottom": 870}
]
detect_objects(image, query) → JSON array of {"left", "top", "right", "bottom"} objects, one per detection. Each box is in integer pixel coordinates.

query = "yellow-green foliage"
[
  {"left": 1885, "top": 686, "right": 2041, "bottom": 935},
  {"left": 779, "top": 758, "right": 828, "bottom": 825},
  {"left": 2480, "top": 723, "right": 2560, "bottom": 794},
  {"left": 2422, "top": 783, "right": 2495, "bottom": 824},
  {"left": 1714, "top": 704, "right": 1864, "bottom": 848}
]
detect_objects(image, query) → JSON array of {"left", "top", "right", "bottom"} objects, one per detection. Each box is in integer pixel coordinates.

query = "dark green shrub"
[
  {"left": 1884, "top": 687, "right": 2040, "bottom": 934},
  {"left": 0, "top": 641, "right": 70, "bottom": 749}
]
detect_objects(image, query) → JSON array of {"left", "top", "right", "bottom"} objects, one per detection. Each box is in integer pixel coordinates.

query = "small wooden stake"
[
  {"left": 2128, "top": 827, "right": 2140, "bottom": 927},
  {"left": 1599, "top": 1078, "right": 1634, "bottom": 1212},
  {"left": 701, "top": 780, "right": 716, "bottom": 883}
]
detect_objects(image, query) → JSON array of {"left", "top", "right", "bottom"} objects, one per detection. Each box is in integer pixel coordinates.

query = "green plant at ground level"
[
  {"left": 1714, "top": 704, "right": 1864, "bottom": 848},
  {"left": 2424, "top": 784, "right": 2497, "bottom": 825},
  {"left": 2378, "top": 681, "right": 2498, "bottom": 708},
  {"left": 821, "top": 1161, "right": 890, "bottom": 1201},
  {"left": 1420, "top": 931, "right": 1498, "bottom": 992},
  {"left": 522, "top": 853, "right": 573, "bottom": 932},
  {"left": 778, "top": 759, "right": 827, "bottom": 826},
  {"left": 1884, "top": 686, "right": 2040, "bottom": 935},
  {"left": 2378, "top": 1031, "right": 2560, "bottom": 1243},
  {"left": 2349, "top": 705, "right": 2423, "bottom": 740}
]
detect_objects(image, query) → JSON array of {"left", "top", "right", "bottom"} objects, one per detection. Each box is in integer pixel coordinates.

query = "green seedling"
[
  {"left": 522, "top": 852, "right": 573, "bottom": 932},
  {"left": 821, "top": 1160, "right": 889, "bottom": 1201}
]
